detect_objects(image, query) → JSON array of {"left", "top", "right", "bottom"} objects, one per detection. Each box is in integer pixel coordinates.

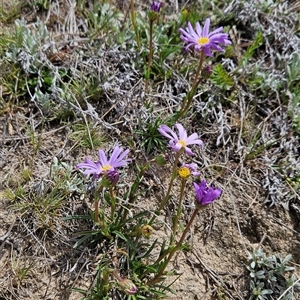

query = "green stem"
[
  {"left": 149, "top": 151, "right": 181, "bottom": 225},
  {"left": 147, "top": 208, "right": 199, "bottom": 286},
  {"left": 178, "top": 49, "right": 205, "bottom": 119},
  {"left": 145, "top": 19, "right": 154, "bottom": 91},
  {"left": 130, "top": 0, "right": 140, "bottom": 51},
  {"left": 94, "top": 200, "right": 99, "bottom": 223},
  {"left": 170, "top": 178, "right": 186, "bottom": 245},
  {"left": 110, "top": 187, "right": 116, "bottom": 220},
  {"left": 94, "top": 185, "right": 103, "bottom": 224}
]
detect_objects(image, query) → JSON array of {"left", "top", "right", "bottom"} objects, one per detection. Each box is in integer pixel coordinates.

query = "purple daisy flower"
[
  {"left": 150, "top": 1, "right": 162, "bottom": 13},
  {"left": 179, "top": 18, "right": 232, "bottom": 56},
  {"left": 178, "top": 162, "right": 200, "bottom": 179},
  {"left": 76, "top": 146, "right": 131, "bottom": 178},
  {"left": 158, "top": 123, "right": 203, "bottom": 156},
  {"left": 182, "top": 163, "right": 200, "bottom": 176},
  {"left": 193, "top": 180, "right": 222, "bottom": 207}
]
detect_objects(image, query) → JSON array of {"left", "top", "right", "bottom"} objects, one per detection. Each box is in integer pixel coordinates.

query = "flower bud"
[
  {"left": 119, "top": 278, "right": 138, "bottom": 295},
  {"left": 155, "top": 154, "right": 168, "bottom": 166},
  {"left": 100, "top": 170, "right": 120, "bottom": 187},
  {"left": 106, "top": 170, "right": 119, "bottom": 186},
  {"left": 148, "top": 1, "right": 162, "bottom": 21},
  {"left": 140, "top": 224, "right": 153, "bottom": 238},
  {"left": 201, "top": 65, "right": 213, "bottom": 79},
  {"left": 193, "top": 180, "right": 222, "bottom": 209},
  {"left": 150, "top": 1, "right": 162, "bottom": 13}
]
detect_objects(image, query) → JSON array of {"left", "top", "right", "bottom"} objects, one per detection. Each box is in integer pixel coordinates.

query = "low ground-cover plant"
[
  {"left": 71, "top": 122, "right": 222, "bottom": 298},
  {"left": 247, "top": 248, "right": 298, "bottom": 300}
]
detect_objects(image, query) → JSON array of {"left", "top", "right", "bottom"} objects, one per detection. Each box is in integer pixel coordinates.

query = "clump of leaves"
[
  {"left": 135, "top": 115, "right": 171, "bottom": 153},
  {"left": 0, "top": 0, "right": 22, "bottom": 23},
  {"left": 210, "top": 64, "right": 234, "bottom": 90},
  {"left": 247, "top": 248, "right": 298, "bottom": 300},
  {"left": 5, "top": 19, "right": 49, "bottom": 73},
  {"left": 70, "top": 122, "right": 107, "bottom": 149},
  {"left": 11, "top": 158, "right": 83, "bottom": 229},
  {"left": 10, "top": 252, "right": 36, "bottom": 285}
]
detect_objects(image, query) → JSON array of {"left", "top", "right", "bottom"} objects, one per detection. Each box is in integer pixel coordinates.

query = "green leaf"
[{"left": 210, "top": 64, "right": 234, "bottom": 90}]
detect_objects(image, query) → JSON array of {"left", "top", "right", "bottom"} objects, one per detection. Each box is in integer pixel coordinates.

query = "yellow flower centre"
[
  {"left": 198, "top": 37, "right": 210, "bottom": 45},
  {"left": 102, "top": 165, "right": 112, "bottom": 171},
  {"left": 178, "top": 167, "right": 191, "bottom": 179},
  {"left": 178, "top": 140, "right": 187, "bottom": 147}
]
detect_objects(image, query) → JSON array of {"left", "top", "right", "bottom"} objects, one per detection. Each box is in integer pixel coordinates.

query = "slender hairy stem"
[
  {"left": 94, "top": 200, "right": 99, "bottom": 223},
  {"left": 94, "top": 185, "right": 103, "bottom": 223},
  {"left": 149, "top": 151, "right": 181, "bottom": 225},
  {"left": 112, "top": 270, "right": 122, "bottom": 281},
  {"left": 178, "top": 49, "right": 205, "bottom": 119},
  {"left": 130, "top": 0, "right": 140, "bottom": 50},
  {"left": 153, "top": 178, "right": 187, "bottom": 266},
  {"left": 147, "top": 208, "right": 199, "bottom": 286},
  {"left": 145, "top": 19, "right": 154, "bottom": 91},
  {"left": 170, "top": 178, "right": 186, "bottom": 245},
  {"left": 110, "top": 187, "right": 116, "bottom": 220}
]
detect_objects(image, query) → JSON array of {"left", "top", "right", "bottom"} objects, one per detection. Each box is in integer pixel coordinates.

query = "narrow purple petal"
[
  {"left": 179, "top": 28, "right": 190, "bottom": 37},
  {"left": 185, "top": 133, "right": 203, "bottom": 146},
  {"left": 98, "top": 149, "right": 109, "bottom": 167},
  {"left": 158, "top": 125, "right": 178, "bottom": 141},
  {"left": 185, "top": 43, "right": 195, "bottom": 51},
  {"left": 208, "top": 27, "right": 224, "bottom": 36},
  {"left": 203, "top": 188, "right": 222, "bottom": 205},
  {"left": 179, "top": 35, "right": 189, "bottom": 43},
  {"left": 77, "top": 159, "right": 100, "bottom": 175},
  {"left": 209, "top": 44, "right": 224, "bottom": 52},
  {"left": 187, "top": 22, "right": 199, "bottom": 40},
  {"left": 115, "top": 148, "right": 130, "bottom": 164},
  {"left": 175, "top": 123, "right": 187, "bottom": 141},
  {"left": 110, "top": 147, "right": 131, "bottom": 168},
  {"left": 203, "top": 47, "right": 213, "bottom": 56},
  {"left": 184, "top": 146, "right": 194, "bottom": 156},
  {"left": 109, "top": 146, "right": 122, "bottom": 166},
  {"left": 171, "top": 141, "right": 182, "bottom": 152},
  {"left": 77, "top": 158, "right": 97, "bottom": 169},
  {"left": 202, "top": 18, "right": 210, "bottom": 37},
  {"left": 150, "top": 1, "right": 162, "bottom": 13},
  {"left": 194, "top": 181, "right": 206, "bottom": 201},
  {"left": 195, "top": 22, "right": 202, "bottom": 37},
  {"left": 210, "top": 33, "right": 230, "bottom": 44},
  {"left": 192, "top": 171, "right": 201, "bottom": 176},
  {"left": 183, "top": 162, "right": 200, "bottom": 175}
]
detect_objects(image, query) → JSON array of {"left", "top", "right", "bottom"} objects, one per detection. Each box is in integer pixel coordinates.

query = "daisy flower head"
[
  {"left": 178, "top": 163, "right": 200, "bottom": 179},
  {"left": 193, "top": 180, "right": 222, "bottom": 208},
  {"left": 158, "top": 123, "right": 203, "bottom": 156},
  {"left": 179, "top": 18, "right": 232, "bottom": 56},
  {"left": 149, "top": 1, "right": 163, "bottom": 21},
  {"left": 150, "top": 1, "right": 162, "bottom": 13},
  {"left": 98, "top": 146, "right": 131, "bottom": 172},
  {"left": 77, "top": 146, "right": 131, "bottom": 179}
]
